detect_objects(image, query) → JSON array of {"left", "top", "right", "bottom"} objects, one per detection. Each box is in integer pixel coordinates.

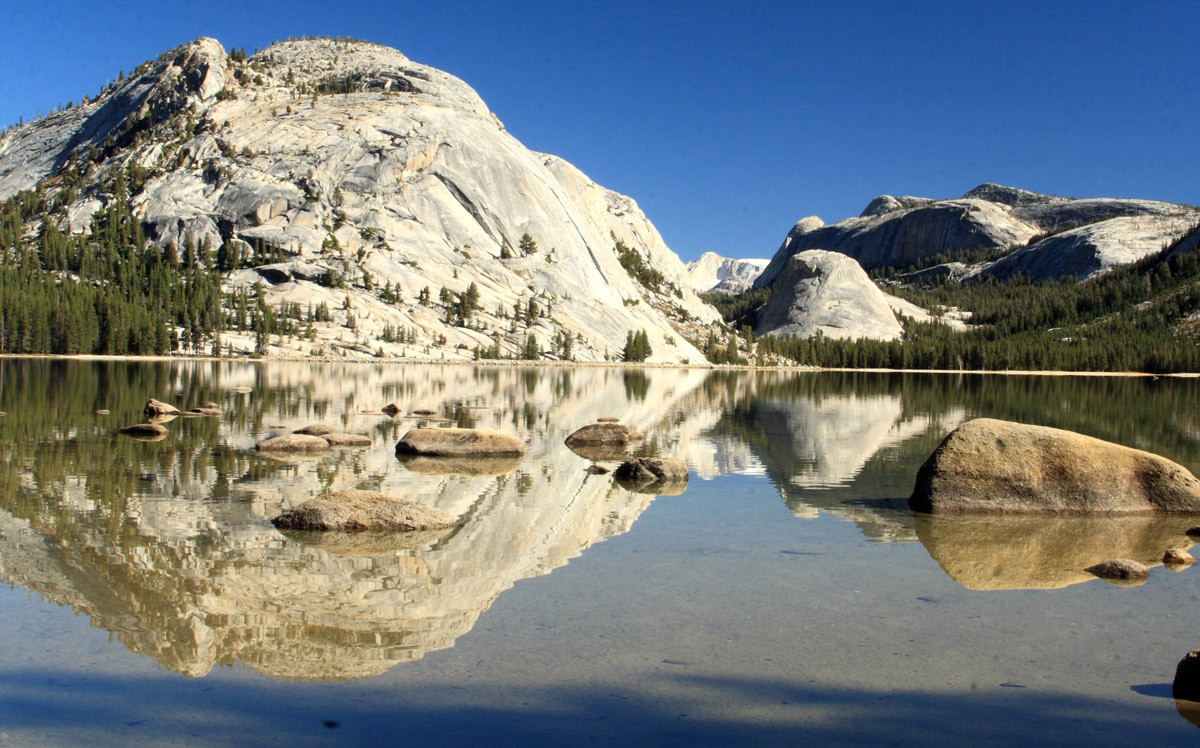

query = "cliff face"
[
  {"left": 686, "top": 252, "right": 768, "bottom": 295},
  {"left": 0, "top": 37, "right": 721, "bottom": 362},
  {"left": 758, "top": 183, "right": 1196, "bottom": 286}
]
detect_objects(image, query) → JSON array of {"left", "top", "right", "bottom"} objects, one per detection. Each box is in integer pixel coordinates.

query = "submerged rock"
[
  {"left": 189, "top": 407, "right": 223, "bottom": 416},
  {"left": 614, "top": 458, "right": 689, "bottom": 484},
  {"left": 381, "top": 403, "right": 401, "bottom": 417},
  {"left": 271, "top": 490, "right": 455, "bottom": 533},
  {"left": 322, "top": 432, "right": 373, "bottom": 448},
  {"left": 256, "top": 434, "right": 332, "bottom": 452},
  {"left": 565, "top": 423, "right": 644, "bottom": 448},
  {"left": 395, "top": 427, "right": 523, "bottom": 457},
  {"left": 1085, "top": 558, "right": 1149, "bottom": 582},
  {"left": 910, "top": 418, "right": 1200, "bottom": 514}
]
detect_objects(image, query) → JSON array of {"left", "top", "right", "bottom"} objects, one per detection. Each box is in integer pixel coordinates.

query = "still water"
[{"left": 0, "top": 360, "right": 1198, "bottom": 746}]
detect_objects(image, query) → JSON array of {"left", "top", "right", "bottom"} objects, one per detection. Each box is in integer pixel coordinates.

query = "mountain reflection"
[{"left": 1, "top": 362, "right": 1199, "bottom": 678}]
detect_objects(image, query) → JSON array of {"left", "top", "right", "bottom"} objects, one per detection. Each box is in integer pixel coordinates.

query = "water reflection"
[
  {"left": 914, "top": 514, "right": 1196, "bottom": 590},
  {"left": 1, "top": 362, "right": 1199, "bottom": 680}
]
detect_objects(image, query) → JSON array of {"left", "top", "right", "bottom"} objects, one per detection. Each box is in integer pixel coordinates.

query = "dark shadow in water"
[
  {"left": 1132, "top": 683, "right": 1174, "bottom": 698},
  {"left": 0, "top": 668, "right": 1192, "bottom": 746}
]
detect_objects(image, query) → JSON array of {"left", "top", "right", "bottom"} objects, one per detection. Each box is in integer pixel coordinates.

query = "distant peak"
[{"left": 961, "top": 183, "right": 1057, "bottom": 207}]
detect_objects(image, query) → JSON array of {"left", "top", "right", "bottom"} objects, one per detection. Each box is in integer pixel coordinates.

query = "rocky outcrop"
[
  {"left": 757, "top": 183, "right": 1196, "bottom": 287},
  {"left": 910, "top": 418, "right": 1200, "bottom": 514},
  {"left": 755, "top": 250, "right": 903, "bottom": 341},
  {"left": 686, "top": 252, "right": 768, "bottom": 295},
  {"left": 395, "top": 427, "right": 524, "bottom": 457},
  {"left": 271, "top": 490, "right": 456, "bottom": 532},
  {"left": 0, "top": 37, "right": 721, "bottom": 363}
]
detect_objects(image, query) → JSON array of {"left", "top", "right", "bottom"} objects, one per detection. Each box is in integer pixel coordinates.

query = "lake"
[{"left": 0, "top": 360, "right": 1198, "bottom": 746}]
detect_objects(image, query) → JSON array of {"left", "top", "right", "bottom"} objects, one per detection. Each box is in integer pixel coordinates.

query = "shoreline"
[{"left": 0, "top": 353, "right": 1194, "bottom": 377}]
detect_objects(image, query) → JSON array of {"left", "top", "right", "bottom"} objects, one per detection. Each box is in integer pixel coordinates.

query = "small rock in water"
[
  {"left": 566, "top": 423, "right": 644, "bottom": 448},
  {"left": 614, "top": 458, "right": 689, "bottom": 484},
  {"left": 202, "top": 401, "right": 220, "bottom": 409},
  {"left": 381, "top": 403, "right": 401, "bottom": 417},
  {"left": 585, "top": 465, "right": 609, "bottom": 475},
  {"left": 597, "top": 417, "right": 620, "bottom": 423},
  {"left": 272, "top": 489, "right": 456, "bottom": 532},
  {"left": 256, "top": 434, "right": 332, "bottom": 452},
  {"left": 1084, "top": 558, "right": 1149, "bottom": 581},
  {"left": 395, "top": 427, "right": 523, "bottom": 457},
  {"left": 143, "top": 398, "right": 180, "bottom": 419},
  {"left": 412, "top": 409, "right": 437, "bottom": 416},
  {"left": 322, "top": 432, "right": 372, "bottom": 447},
  {"left": 95, "top": 409, "right": 110, "bottom": 415},
  {"left": 1175, "top": 650, "right": 1200, "bottom": 702},
  {"left": 1163, "top": 548, "right": 1196, "bottom": 565},
  {"left": 295, "top": 423, "right": 336, "bottom": 436}
]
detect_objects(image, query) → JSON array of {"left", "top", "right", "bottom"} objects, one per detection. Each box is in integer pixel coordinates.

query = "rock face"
[
  {"left": 757, "top": 183, "right": 1196, "bottom": 287},
  {"left": 271, "top": 490, "right": 455, "bottom": 532},
  {"left": 614, "top": 458, "right": 689, "bottom": 484},
  {"left": 0, "top": 37, "right": 720, "bottom": 363},
  {"left": 910, "top": 418, "right": 1200, "bottom": 514},
  {"left": 755, "top": 250, "right": 903, "bottom": 341},
  {"left": 686, "top": 252, "right": 769, "bottom": 295},
  {"left": 395, "top": 428, "right": 523, "bottom": 457}
]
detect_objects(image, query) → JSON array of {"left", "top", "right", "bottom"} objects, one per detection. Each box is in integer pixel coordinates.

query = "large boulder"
[
  {"left": 271, "top": 490, "right": 456, "bottom": 532},
  {"left": 755, "top": 250, "right": 903, "bottom": 341},
  {"left": 395, "top": 428, "right": 523, "bottom": 457},
  {"left": 910, "top": 418, "right": 1200, "bottom": 514},
  {"left": 564, "top": 423, "right": 644, "bottom": 449}
]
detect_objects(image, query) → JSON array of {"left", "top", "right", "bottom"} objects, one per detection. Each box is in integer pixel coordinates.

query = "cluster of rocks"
[
  {"left": 262, "top": 407, "right": 689, "bottom": 536},
  {"left": 117, "top": 398, "right": 225, "bottom": 441}
]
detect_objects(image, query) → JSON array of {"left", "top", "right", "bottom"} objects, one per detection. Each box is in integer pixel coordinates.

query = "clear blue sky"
[{"left": 1, "top": 1, "right": 1196, "bottom": 262}]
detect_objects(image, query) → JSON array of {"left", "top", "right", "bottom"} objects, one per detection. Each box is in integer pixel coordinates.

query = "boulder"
[
  {"left": 614, "top": 458, "right": 689, "bottom": 484},
  {"left": 565, "top": 423, "right": 644, "bottom": 448},
  {"left": 1084, "top": 558, "right": 1149, "bottom": 581},
  {"left": 271, "top": 490, "right": 455, "bottom": 532},
  {"left": 322, "top": 432, "right": 372, "bottom": 448},
  {"left": 256, "top": 434, "right": 332, "bottom": 452},
  {"left": 381, "top": 403, "right": 401, "bottom": 417},
  {"left": 143, "top": 398, "right": 181, "bottom": 419},
  {"left": 118, "top": 423, "right": 168, "bottom": 440},
  {"left": 754, "top": 250, "right": 903, "bottom": 342},
  {"left": 1164, "top": 548, "right": 1196, "bottom": 565},
  {"left": 910, "top": 418, "right": 1200, "bottom": 514},
  {"left": 395, "top": 428, "right": 523, "bottom": 457}
]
